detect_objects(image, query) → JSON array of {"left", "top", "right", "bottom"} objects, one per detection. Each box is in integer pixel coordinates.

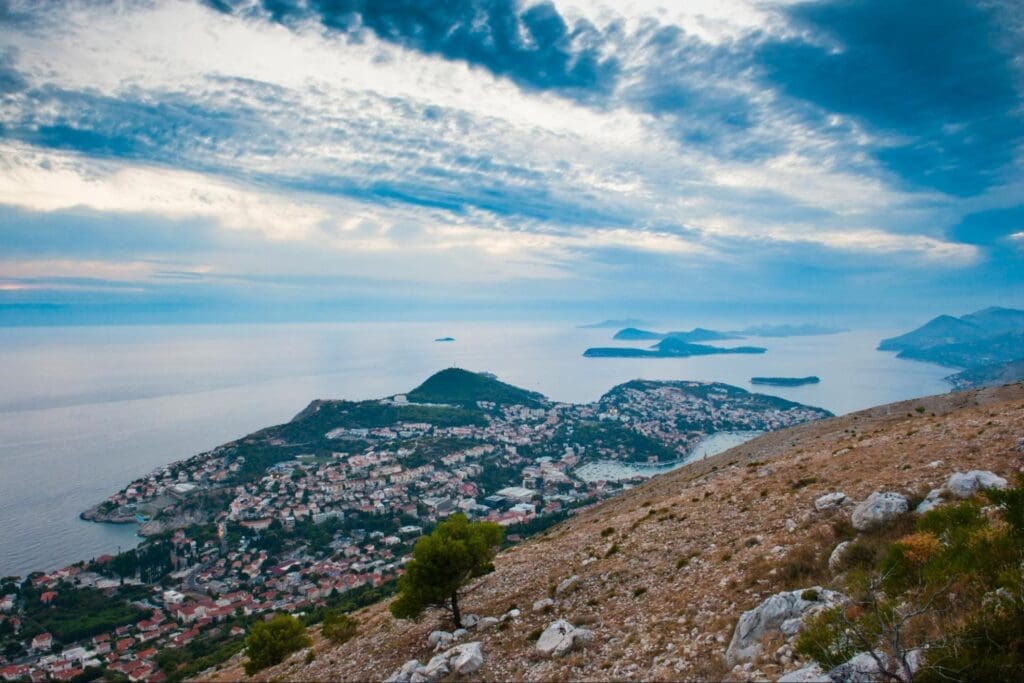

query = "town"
[{"left": 0, "top": 371, "right": 830, "bottom": 682}]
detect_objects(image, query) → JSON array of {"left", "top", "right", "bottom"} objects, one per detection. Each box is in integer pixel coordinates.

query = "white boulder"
[
  {"left": 476, "top": 616, "right": 500, "bottom": 630},
  {"left": 555, "top": 575, "right": 579, "bottom": 595},
  {"left": 814, "top": 492, "right": 847, "bottom": 512},
  {"left": 828, "top": 541, "right": 851, "bottom": 573},
  {"left": 419, "top": 642, "right": 485, "bottom": 681},
  {"left": 385, "top": 659, "right": 426, "bottom": 683},
  {"left": 725, "top": 588, "right": 844, "bottom": 665},
  {"left": 461, "top": 613, "right": 479, "bottom": 629},
  {"left": 449, "top": 642, "right": 484, "bottom": 675},
  {"left": 947, "top": 470, "right": 1008, "bottom": 498},
  {"left": 826, "top": 651, "right": 887, "bottom": 682},
  {"left": 851, "top": 492, "right": 908, "bottom": 530},
  {"left": 535, "top": 619, "right": 594, "bottom": 657},
  {"left": 427, "top": 630, "right": 452, "bottom": 650},
  {"left": 778, "top": 662, "right": 830, "bottom": 682},
  {"left": 532, "top": 598, "right": 555, "bottom": 612},
  {"left": 915, "top": 488, "right": 944, "bottom": 514}
]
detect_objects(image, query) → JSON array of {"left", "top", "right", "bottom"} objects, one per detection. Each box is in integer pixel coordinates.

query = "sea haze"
[{"left": 0, "top": 322, "right": 951, "bottom": 576}]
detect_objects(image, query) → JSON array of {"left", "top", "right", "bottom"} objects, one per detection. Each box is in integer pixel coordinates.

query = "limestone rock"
[
  {"left": 427, "top": 631, "right": 452, "bottom": 650},
  {"left": 555, "top": 575, "right": 579, "bottom": 595},
  {"left": 915, "top": 488, "right": 944, "bottom": 514},
  {"left": 814, "top": 492, "right": 847, "bottom": 512},
  {"left": 778, "top": 662, "right": 830, "bottom": 682},
  {"left": 461, "top": 613, "right": 478, "bottom": 629},
  {"left": 413, "top": 642, "right": 485, "bottom": 681},
  {"left": 826, "top": 651, "right": 887, "bottom": 682},
  {"left": 851, "top": 491, "right": 908, "bottom": 530},
  {"left": 476, "top": 616, "right": 500, "bottom": 630},
  {"left": 449, "top": 642, "right": 484, "bottom": 675},
  {"left": 532, "top": 598, "right": 555, "bottom": 612},
  {"left": 947, "top": 470, "right": 1008, "bottom": 498},
  {"left": 536, "top": 619, "right": 594, "bottom": 657},
  {"left": 725, "top": 587, "right": 844, "bottom": 665},
  {"left": 385, "top": 659, "right": 425, "bottom": 683},
  {"left": 828, "top": 541, "right": 851, "bottom": 573}
]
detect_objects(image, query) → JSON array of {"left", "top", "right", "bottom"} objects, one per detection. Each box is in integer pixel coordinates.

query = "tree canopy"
[
  {"left": 244, "top": 613, "right": 311, "bottom": 675},
  {"left": 389, "top": 513, "right": 503, "bottom": 628}
]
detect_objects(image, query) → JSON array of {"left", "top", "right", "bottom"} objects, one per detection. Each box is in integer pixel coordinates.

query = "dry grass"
[{"left": 201, "top": 384, "right": 1024, "bottom": 683}]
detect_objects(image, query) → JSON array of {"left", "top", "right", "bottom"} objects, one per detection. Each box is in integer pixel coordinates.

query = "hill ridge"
[{"left": 207, "top": 382, "right": 1024, "bottom": 682}]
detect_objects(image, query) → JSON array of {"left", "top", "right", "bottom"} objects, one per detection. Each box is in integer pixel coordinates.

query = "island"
[
  {"left": 878, "top": 306, "right": 1024, "bottom": 368},
  {"left": 434, "top": 336, "right": 456, "bottom": 342},
  {"left": 612, "top": 327, "right": 740, "bottom": 342},
  {"left": 585, "top": 337, "right": 766, "bottom": 358},
  {"left": 577, "top": 318, "right": 651, "bottom": 329},
  {"left": 751, "top": 376, "right": 821, "bottom": 387}
]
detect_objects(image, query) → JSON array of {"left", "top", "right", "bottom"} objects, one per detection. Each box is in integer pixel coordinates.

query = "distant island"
[
  {"left": 434, "top": 336, "right": 456, "bottom": 342},
  {"left": 751, "top": 376, "right": 821, "bottom": 387},
  {"left": 612, "top": 327, "right": 740, "bottom": 342},
  {"left": 578, "top": 318, "right": 651, "bottom": 329},
  {"left": 609, "top": 323, "right": 844, "bottom": 344},
  {"left": 879, "top": 306, "right": 1024, "bottom": 370},
  {"left": 585, "top": 336, "right": 766, "bottom": 358}
]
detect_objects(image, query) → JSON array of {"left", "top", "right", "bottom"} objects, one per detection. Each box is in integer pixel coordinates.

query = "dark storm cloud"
[
  {"left": 753, "top": 0, "right": 1024, "bottom": 195},
  {"left": 204, "top": 0, "right": 620, "bottom": 97}
]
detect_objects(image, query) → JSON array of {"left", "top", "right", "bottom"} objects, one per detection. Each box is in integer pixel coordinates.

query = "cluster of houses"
[{"left": 3, "top": 382, "right": 826, "bottom": 681}]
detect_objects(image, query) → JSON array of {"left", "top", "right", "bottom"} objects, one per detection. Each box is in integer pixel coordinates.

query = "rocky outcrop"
[
  {"left": 532, "top": 598, "right": 555, "bottom": 612},
  {"left": 778, "top": 662, "right": 830, "bottom": 682},
  {"left": 946, "top": 470, "right": 1008, "bottom": 498},
  {"left": 725, "top": 588, "right": 844, "bottom": 665},
  {"left": 555, "top": 575, "right": 579, "bottom": 595},
  {"left": 915, "top": 488, "right": 944, "bottom": 514},
  {"left": 535, "top": 619, "right": 594, "bottom": 657},
  {"left": 814, "top": 492, "right": 847, "bottom": 512},
  {"left": 851, "top": 492, "right": 908, "bottom": 530},
  {"left": 386, "top": 642, "right": 484, "bottom": 682}
]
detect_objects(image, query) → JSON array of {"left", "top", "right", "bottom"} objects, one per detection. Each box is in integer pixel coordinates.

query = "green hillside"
[{"left": 406, "top": 368, "right": 547, "bottom": 407}]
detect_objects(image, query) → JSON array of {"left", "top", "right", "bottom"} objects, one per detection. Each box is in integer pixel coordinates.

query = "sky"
[{"left": 0, "top": 0, "right": 1022, "bottom": 326}]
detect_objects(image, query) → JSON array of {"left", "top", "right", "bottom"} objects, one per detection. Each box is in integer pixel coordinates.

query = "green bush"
[
  {"left": 792, "top": 474, "right": 1024, "bottom": 679},
  {"left": 322, "top": 611, "right": 358, "bottom": 644},
  {"left": 244, "top": 614, "right": 311, "bottom": 675}
]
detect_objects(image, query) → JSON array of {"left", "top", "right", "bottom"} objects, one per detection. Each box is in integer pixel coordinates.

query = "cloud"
[
  {"left": 752, "top": 0, "right": 1024, "bottom": 195},
  {"left": 0, "top": 0, "right": 1020, "bottom": 320},
  {"left": 204, "top": 0, "right": 620, "bottom": 97}
]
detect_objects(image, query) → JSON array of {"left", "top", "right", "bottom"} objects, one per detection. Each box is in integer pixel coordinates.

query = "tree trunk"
[{"left": 450, "top": 591, "right": 462, "bottom": 629}]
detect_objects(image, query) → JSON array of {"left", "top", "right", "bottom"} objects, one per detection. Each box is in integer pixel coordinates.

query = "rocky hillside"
[{"left": 203, "top": 383, "right": 1024, "bottom": 682}]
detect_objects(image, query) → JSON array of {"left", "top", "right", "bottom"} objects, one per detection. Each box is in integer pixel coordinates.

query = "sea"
[{"left": 0, "top": 322, "right": 952, "bottom": 577}]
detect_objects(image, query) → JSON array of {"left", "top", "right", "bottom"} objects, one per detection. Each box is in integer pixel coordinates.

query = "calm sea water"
[{"left": 0, "top": 322, "right": 951, "bottom": 577}]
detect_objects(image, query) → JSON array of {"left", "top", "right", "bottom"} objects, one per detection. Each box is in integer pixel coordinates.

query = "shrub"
[
  {"left": 800, "top": 589, "right": 819, "bottom": 602},
  {"left": 322, "top": 611, "right": 358, "bottom": 644},
  {"left": 795, "top": 605, "right": 879, "bottom": 669},
  {"left": 600, "top": 527, "right": 615, "bottom": 538},
  {"left": 244, "top": 614, "right": 312, "bottom": 675}
]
